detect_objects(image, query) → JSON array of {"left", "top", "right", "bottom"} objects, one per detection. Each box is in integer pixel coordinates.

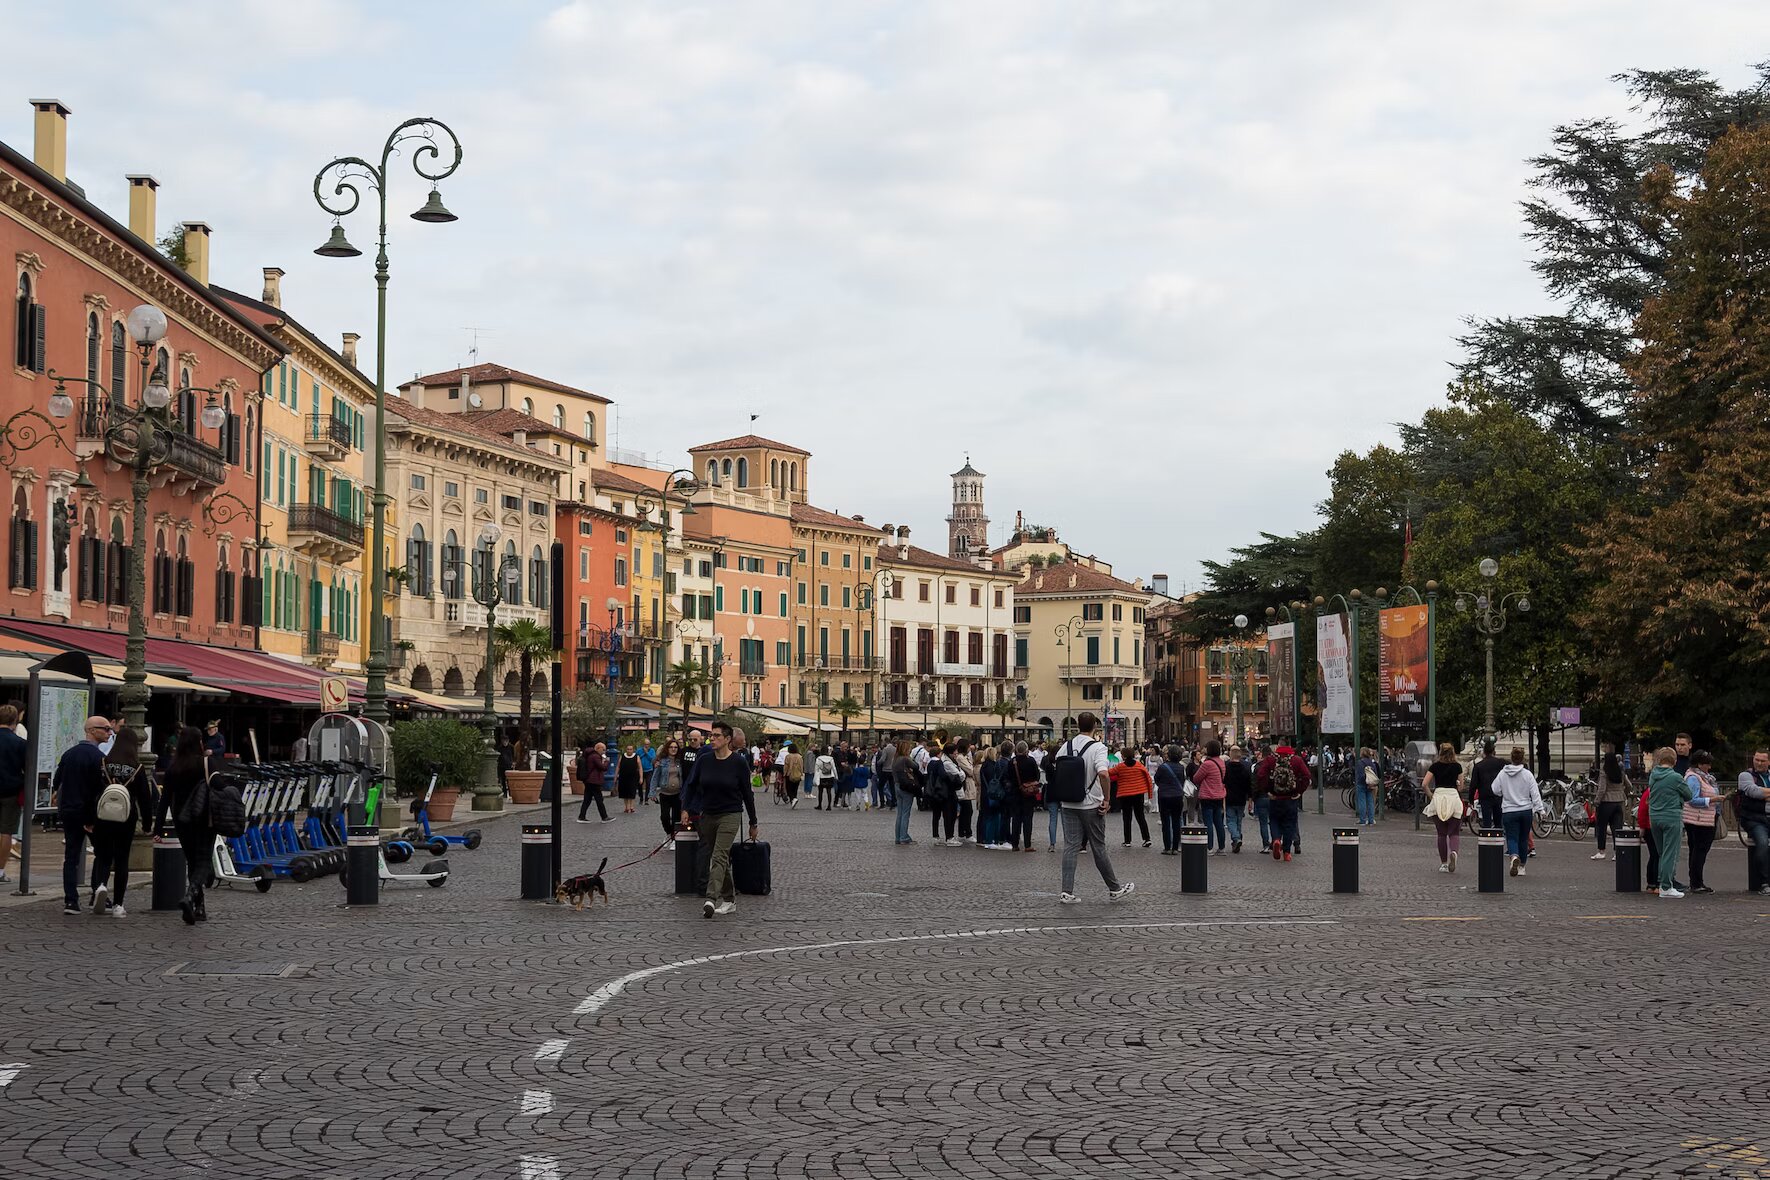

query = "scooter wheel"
[
  {"left": 289, "top": 857, "right": 316, "bottom": 884},
  {"left": 254, "top": 873, "right": 274, "bottom": 894},
  {"left": 463, "top": 830, "right": 483, "bottom": 850},
  {"left": 425, "top": 838, "right": 448, "bottom": 857},
  {"left": 427, "top": 873, "right": 449, "bottom": 889},
  {"left": 384, "top": 843, "right": 411, "bottom": 865}
]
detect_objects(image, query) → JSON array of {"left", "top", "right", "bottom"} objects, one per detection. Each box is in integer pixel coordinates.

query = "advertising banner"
[
  {"left": 1316, "top": 612, "right": 1354, "bottom": 734},
  {"left": 1378, "top": 604, "right": 1430, "bottom": 732},
  {"left": 1266, "top": 622, "right": 1296, "bottom": 739}
]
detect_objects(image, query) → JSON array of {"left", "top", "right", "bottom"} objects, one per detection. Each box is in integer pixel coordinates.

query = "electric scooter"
[
  {"left": 409, "top": 763, "right": 484, "bottom": 851},
  {"left": 336, "top": 764, "right": 449, "bottom": 889}
]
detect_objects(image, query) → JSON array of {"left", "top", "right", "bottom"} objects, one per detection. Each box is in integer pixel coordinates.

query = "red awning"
[{"left": 0, "top": 620, "right": 387, "bottom": 707}]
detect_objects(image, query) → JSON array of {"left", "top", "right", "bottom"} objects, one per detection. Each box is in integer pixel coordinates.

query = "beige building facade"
[{"left": 1014, "top": 560, "right": 1151, "bottom": 747}]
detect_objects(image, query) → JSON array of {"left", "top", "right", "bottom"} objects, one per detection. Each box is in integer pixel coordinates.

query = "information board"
[{"left": 33, "top": 682, "right": 91, "bottom": 808}]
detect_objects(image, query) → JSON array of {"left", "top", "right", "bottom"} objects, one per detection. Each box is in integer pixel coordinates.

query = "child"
[{"left": 852, "top": 760, "right": 873, "bottom": 812}]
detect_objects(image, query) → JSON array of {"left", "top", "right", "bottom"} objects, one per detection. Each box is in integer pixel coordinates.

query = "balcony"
[
  {"left": 387, "top": 646, "right": 407, "bottom": 672},
  {"left": 1059, "top": 662, "right": 1143, "bottom": 684},
  {"left": 93, "top": 405, "right": 227, "bottom": 495},
  {"left": 305, "top": 413, "right": 352, "bottom": 461},
  {"left": 797, "top": 655, "right": 879, "bottom": 672},
  {"left": 305, "top": 630, "right": 340, "bottom": 666},
  {"left": 288, "top": 503, "right": 364, "bottom": 562}
]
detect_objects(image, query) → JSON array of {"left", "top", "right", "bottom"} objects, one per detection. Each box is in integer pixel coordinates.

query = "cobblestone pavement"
[{"left": 2, "top": 796, "right": 1765, "bottom": 1179}]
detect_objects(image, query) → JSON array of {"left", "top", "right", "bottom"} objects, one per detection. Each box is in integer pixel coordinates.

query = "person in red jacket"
[
  {"left": 1256, "top": 744, "right": 1312, "bottom": 862},
  {"left": 1108, "top": 747, "right": 1153, "bottom": 848}
]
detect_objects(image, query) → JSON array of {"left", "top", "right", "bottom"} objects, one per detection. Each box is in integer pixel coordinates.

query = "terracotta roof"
[
  {"left": 384, "top": 397, "right": 569, "bottom": 467},
  {"left": 688, "top": 434, "right": 809, "bottom": 456},
  {"left": 876, "top": 541, "right": 993, "bottom": 575},
  {"left": 212, "top": 286, "right": 366, "bottom": 387},
  {"left": 1015, "top": 560, "right": 1145, "bottom": 597},
  {"left": 591, "top": 467, "right": 659, "bottom": 498},
  {"left": 460, "top": 407, "right": 590, "bottom": 446},
  {"left": 402, "top": 362, "right": 611, "bottom": 405},
  {"left": 791, "top": 503, "right": 882, "bottom": 533}
]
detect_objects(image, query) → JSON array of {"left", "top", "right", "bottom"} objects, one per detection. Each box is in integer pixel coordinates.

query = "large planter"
[
  {"left": 428, "top": 787, "right": 461, "bottom": 824},
  {"left": 506, "top": 770, "right": 545, "bottom": 805}
]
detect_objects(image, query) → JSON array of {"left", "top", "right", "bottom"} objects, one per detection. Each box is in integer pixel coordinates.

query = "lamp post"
[
  {"left": 918, "top": 672, "right": 932, "bottom": 736},
  {"left": 1453, "top": 558, "right": 1529, "bottom": 737},
  {"left": 454, "top": 523, "right": 518, "bottom": 813},
  {"left": 313, "top": 117, "right": 463, "bottom": 726},
  {"left": 856, "top": 582, "right": 877, "bottom": 738},
  {"left": 1053, "top": 613, "right": 1083, "bottom": 739},
  {"left": 634, "top": 469, "right": 698, "bottom": 731},
  {"left": 1226, "top": 614, "right": 1256, "bottom": 747}
]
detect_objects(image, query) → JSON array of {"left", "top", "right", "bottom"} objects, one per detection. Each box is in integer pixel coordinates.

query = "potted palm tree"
[
  {"left": 989, "top": 697, "right": 1023, "bottom": 745},
  {"left": 493, "top": 618, "right": 556, "bottom": 800},
  {"left": 831, "top": 695, "right": 863, "bottom": 739},
  {"left": 663, "top": 657, "right": 712, "bottom": 733}
]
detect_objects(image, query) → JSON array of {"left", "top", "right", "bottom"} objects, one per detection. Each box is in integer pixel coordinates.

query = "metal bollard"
[
  {"left": 1331, "top": 827, "right": 1359, "bottom": 894},
  {"left": 1179, "top": 826, "right": 1208, "bottom": 893},
  {"left": 1613, "top": 828, "right": 1641, "bottom": 893},
  {"left": 674, "top": 829, "right": 701, "bottom": 895},
  {"left": 521, "top": 823, "right": 552, "bottom": 900},
  {"left": 345, "top": 825, "right": 380, "bottom": 906},
  {"left": 1476, "top": 828, "right": 1505, "bottom": 893},
  {"left": 150, "top": 831, "right": 186, "bottom": 912}
]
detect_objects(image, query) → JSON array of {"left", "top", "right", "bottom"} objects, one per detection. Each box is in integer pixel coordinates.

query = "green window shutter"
[{"left": 714, "top": 586, "right": 723, "bottom": 612}]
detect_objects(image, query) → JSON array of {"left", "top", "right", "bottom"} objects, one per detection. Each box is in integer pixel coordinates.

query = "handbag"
[{"left": 175, "top": 771, "right": 211, "bottom": 829}]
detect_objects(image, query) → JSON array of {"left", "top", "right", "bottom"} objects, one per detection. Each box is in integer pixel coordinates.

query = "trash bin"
[
  {"left": 1179, "top": 826, "right": 1208, "bottom": 894},
  {"left": 1331, "top": 827, "right": 1359, "bottom": 894},
  {"left": 151, "top": 831, "right": 185, "bottom": 912},
  {"left": 1613, "top": 828, "right": 1641, "bottom": 893},
  {"left": 521, "top": 823, "right": 552, "bottom": 900},
  {"left": 674, "top": 829, "right": 701, "bottom": 895},
  {"left": 1476, "top": 828, "right": 1505, "bottom": 894}
]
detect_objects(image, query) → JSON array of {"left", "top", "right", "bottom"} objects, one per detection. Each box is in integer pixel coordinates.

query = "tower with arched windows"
[{"left": 947, "top": 457, "right": 988, "bottom": 560}]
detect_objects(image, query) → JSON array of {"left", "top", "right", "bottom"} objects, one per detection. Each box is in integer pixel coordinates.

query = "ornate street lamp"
[
  {"left": 634, "top": 469, "right": 698, "bottom": 731},
  {"left": 450, "top": 522, "right": 518, "bottom": 812},
  {"left": 313, "top": 117, "right": 463, "bottom": 725},
  {"left": 1226, "top": 614, "right": 1256, "bottom": 747},
  {"left": 1452, "top": 558, "right": 1529, "bottom": 736},
  {"left": 1052, "top": 613, "right": 1083, "bottom": 739}
]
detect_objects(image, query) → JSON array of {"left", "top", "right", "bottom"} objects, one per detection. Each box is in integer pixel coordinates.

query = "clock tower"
[{"left": 947, "top": 457, "right": 988, "bottom": 560}]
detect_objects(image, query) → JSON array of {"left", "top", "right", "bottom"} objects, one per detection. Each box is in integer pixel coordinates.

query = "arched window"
[
  {"left": 789, "top": 462, "right": 798, "bottom": 491},
  {"left": 7, "top": 488, "right": 36, "bottom": 592},
  {"left": 178, "top": 367, "right": 196, "bottom": 435},
  {"left": 502, "top": 539, "right": 521, "bottom": 605},
  {"left": 174, "top": 534, "right": 193, "bottom": 617},
  {"left": 721, "top": 459, "right": 732, "bottom": 481},
  {"left": 85, "top": 312, "right": 100, "bottom": 393},
  {"left": 244, "top": 408, "right": 255, "bottom": 472},
  {"left": 411, "top": 665, "right": 434, "bottom": 692},
  {"left": 706, "top": 459, "right": 718, "bottom": 485},
  {"left": 215, "top": 542, "right": 234, "bottom": 624},
  {"left": 443, "top": 666, "right": 464, "bottom": 695},
  {"left": 152, "top": 528, "right": 171, "bottom": 614},
  {"left": 442, "top": 529, "right": 462, "bottom": 600},
  {"left": 551, "top": 405, "right": 563, "bottom": 429},
  {"left": 405, "top": 522, "right": 431, "bottom": 597},
  {"left": 502, "top": 669, "right": 521, "bottom": 696},
  {"left": 519, "top": 397, "right": 534, "bottom": 416},
  {"left": 770, "top": 459, "right": 778, "bottom": 488},
  {"left": 13, "top": 275, "right": 31, "bottom": 370},
  {"left": 583, "top": 411, "right": 595, "bottom": 443},
  {"left": 528, "top": 544, "right": 546, "bottom": 609},
  {"left": 106, "top": 518, "right": 127, "bottom": 606},
  {"left": 735, "top": 457, "right": 748, "bottom": 488},
  {"left": 77, "top": 508, "right": 102, "bottom": 603},
  {"left": 109, "top": 321, "right": 126, "bottom": 404}
]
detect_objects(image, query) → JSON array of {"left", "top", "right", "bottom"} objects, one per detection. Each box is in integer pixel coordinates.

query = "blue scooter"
[{"left": 409, "top": 763, "right": 484, "bottom": 851}]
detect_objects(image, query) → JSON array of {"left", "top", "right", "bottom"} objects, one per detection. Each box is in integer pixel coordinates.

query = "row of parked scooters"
[{"left": 209, "top": 760, "right": 482, "bottom": 892}]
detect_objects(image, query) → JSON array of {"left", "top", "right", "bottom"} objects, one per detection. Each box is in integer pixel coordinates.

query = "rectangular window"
[
  {"left": 275, "top": 450, "right": 286, "bottom": 506},
  {"left": 776, "top": 561, "right": 789, "bottom": 577},
  {"left": 699, "top": 593, "right": 713, "bottom": 619},
  {"left": 841, "top": 586, "right": 851, "bottom": 608},
  {"left": 1015, "top": 637, "right": 1028, "bottom": 668},
  {"left": 776, "top": 640, "right": 790, "bottom": 666},
  {"left": 615, "top": 558, "right": 627, "bottom": 587},
  {"left": 943, "top": 630, "right": 959, "bottom": 664},
  {"left": 945, "top": 584, "right": 956, "bottom": 605},
  {"left": 410, "top": 474, "right": 426, "bottom": 491},
  {"left": 476, "top": 489, "right": 489, "bottom": 504},
  {"left": 579, "top": 551, "right": 589, "bottom": 580},
  {"left": 578, "top": 520, "right": 592, "bottom": 535},
  {"left": 502, "top": 494, "right": 520, "bottom": 511},
  {"left": 1113, "top": 637, "right": 1121, "bottom": 664},
  {"left": 1013, "top": 605, "right": 1031, "bottom": 624},
  {"left": 1083, "top": 603, "right": 1104, "bottom": 621},
  {"left": 1112, "top": 603, "right": 1123, "bottom": 621},
  {"left": 796, "top": 548, "right": 807, "bottom": 563},
  {"left": 740, "top": 588, "right": 750, "bottom": 613},
  {"left": 862, "top": 556, "right": 872, "bottom": 570},
  {"left": 841, "top": 553, "right": 851, "bottom": 569},
  {"left": 779, "top": 592, "right": 788, "bottom": 617},
  {"left": 1082, "top": 684, "right": 1104, "bottom": 701},
  {"left": 968, "top": 631, "right": 983, "bottom": 665},
  {"left": 995, "top": 589, "right": 1004, "bottom": 608},
  {"left": 819, "top": 584, "right": 829, "bottom": 607},
  {"left": 443, "top": 481, "right": 459, "bottom": 498},
  {"left": 714, "top": 585, "right": 723, "bottom": 612},
  {"left": 820, "top": 551, "right": 829, "bottom": 566},
  {"left": 530, "top": 501, "right": 546, "bottom": 516},
  {"left": 919, "top": 581, "right": 930, "bottom": 603},
  {"left": 1086, "top": 636, "right": 1100, "bottom": 665},
  {"left": 797, "top": 582, "right": 806, "bottom": 605}
]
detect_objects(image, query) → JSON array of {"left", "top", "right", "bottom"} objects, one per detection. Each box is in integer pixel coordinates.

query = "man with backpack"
[
  {"left": 54, "top": 717, "right": 112, "bottom": 914},
  {"left": 1257, "top": 744, "right": 1311, "bottom": 862},
  {"left": 1050, "top": 713, "right": 1135, "bottom": 903}
]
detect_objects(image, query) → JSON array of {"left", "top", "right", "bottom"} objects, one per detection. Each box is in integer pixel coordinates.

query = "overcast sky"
[{"left": 11, "top": 2, "right": 1769, "bottom": 589}]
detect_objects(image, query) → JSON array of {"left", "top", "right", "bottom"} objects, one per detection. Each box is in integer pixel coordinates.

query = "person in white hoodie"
[{"left": 1495, "top": 746, "right": 1547, "bottom": 876}]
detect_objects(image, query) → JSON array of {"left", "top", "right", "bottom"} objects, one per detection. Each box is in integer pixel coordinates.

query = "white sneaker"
[
  {"left": 576, "top": 818, "right": 592, "bottom": 824},
  {"left": 1659, "top": 887, "right": 1684, "bottom": 899},
  {"left": 947, "top": 838, "right": 963, "bottom": 847},
  {"left": 109, "top": 904, "right": 127, "bottom": 919},
  {"left": 1508, "top": 855, "right": 1520, "bottom": 877},
  {"left": 790, "top": 797, "right": 798, "bottom": 809},
  {"left": 1438, "top": 863, "right": 1450, "bottom": 873},
  {"left": 91, "top": 883, "right": 108, "bottom": 912},
  {"left": 714, "top": 900, "right": 736, "bottom": 915},
  {"left": 1517, "top": 864, "right": 1527, "bottom": 876},
  {"left": 1108, "top": 881, "right": 1137, "bottom": 902},
  {"left": 1590, "top": 851, "right": 1607, "bottom": 860},
  {"left": 1059, "top": 892, "right": 1080, "bottom": 904}
]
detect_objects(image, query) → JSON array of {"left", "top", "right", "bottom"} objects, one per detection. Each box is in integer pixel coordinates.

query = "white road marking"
[
  {"left": 533, "top": 1039, "right": 569, "bottom": 1062},
  {"left": 518, "top": 1154, "right": 560, "bottom": 1180},
  {"left": 573, "top": 919, "right": 1336, "bottom": 1016},
  {"left": 519, "top": 1088, "right": 554, "bottom": 1115},
  {"left": 0, "top": 1063, "right": 24, "bottom": 1089}
]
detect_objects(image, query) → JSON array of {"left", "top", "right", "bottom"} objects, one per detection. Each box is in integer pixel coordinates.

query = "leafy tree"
[
  {"left": 1581, "top": 124, "right": 1770, "bottom": 752},
  {"left": 389, "top": 715, "right": 484, "bottom": 799},
  {"left": 563, "top": 684, "right": 618, "bottom": 747},
  {"left": 158, "top": 224, "right": 188, "bottom": 269},
  {"left": 1183, "top": 532, "right": 1316, "bottom": 640},
  {"left": 1312, "top": 444, "right": 1414, "bottom": 595},
  {"left": 492, "top": 618, "right": 556, "bottom": 755}
]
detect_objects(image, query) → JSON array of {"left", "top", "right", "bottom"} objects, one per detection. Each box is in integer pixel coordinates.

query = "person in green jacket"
[{"left": 1647, "top": 746, "right": 1694, "bottom": 898}]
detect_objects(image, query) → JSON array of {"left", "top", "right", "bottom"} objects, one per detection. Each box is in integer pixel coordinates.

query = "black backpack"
[{"left": 1047, "top": 739, "right": 1098, "bottom": 804}]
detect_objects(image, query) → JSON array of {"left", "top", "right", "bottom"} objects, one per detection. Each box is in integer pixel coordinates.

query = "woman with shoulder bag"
[
  {"left": 1682, "top": 750, "right": 1722, "bottom": 894},
  {"left": 651, "top": 739, "right": 685, "bottom": 844},
  {"left": 1192, "top": 741, "right": 1228, "bottom": 853},
  {"left": 87, "top": 726, "right": 157, "bottom": 918},
  {"left": 1591, "top": 745, "right": 1628, "bottom": 860},
  {"left": 158, "top": 725, "right": 213, "bottom": 925}
]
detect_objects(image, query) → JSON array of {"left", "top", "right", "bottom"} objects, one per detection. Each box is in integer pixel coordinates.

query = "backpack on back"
[
  {"left": 1271, "top": 758, "right": 1297, "bottom": 797},
  {"left": 1047, "top": 739, "right": 1097, "bottom": 804},
  {"left": 95, "top": 780, "right": 132, "bottom": 823}
]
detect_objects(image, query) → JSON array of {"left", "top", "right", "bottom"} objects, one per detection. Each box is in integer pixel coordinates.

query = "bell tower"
[{"left": 947, "top": 456, "right": 988, "bottom": 560}]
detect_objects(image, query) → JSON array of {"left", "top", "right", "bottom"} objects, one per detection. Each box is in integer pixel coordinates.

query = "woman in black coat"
[{"left": 158, "top": 725, "right": 212, "bottom": 925}]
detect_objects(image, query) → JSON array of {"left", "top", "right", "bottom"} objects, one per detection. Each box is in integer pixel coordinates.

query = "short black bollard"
[
  {"left": 1331, "top": 827, "right": 1359, "bottom": 894},
  {"left": 673, "top": 829, "right": 701, "bottom": 895},
  {"left": 1179, "top": 826, "right": 1208, "bottom": 893},
  {"left": 150, "top": 831, "right": 185, "bottom": 912},
  {"left": 1614, "top": 828, "right": 1641, "bottom": 893},
  {"left": 520, "top": 823, "right": 552, "bottom": 900},
  {"left": 345, "top": 825, "right": 380, "bottom": 906},
  {"left": 1476, "top": 828, "right": 1505, "bottom": 893}
]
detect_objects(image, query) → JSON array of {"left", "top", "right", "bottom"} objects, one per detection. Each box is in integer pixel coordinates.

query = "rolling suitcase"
[{"left": 730, "top": 837, "right": 772, "bottom": 896}]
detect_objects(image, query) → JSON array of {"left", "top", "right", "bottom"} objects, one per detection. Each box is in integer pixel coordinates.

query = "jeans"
[
  {"left": 699, "top": 810, "right": 742, "bottom": 903},
  {"left": 1269, "top": 799, "right": 1300, "bottom": 854},
  {"left": 1060, "top": 807, "right": 1122, "bottom": 895},
  {"left": 1119, "top": 796, "right": 1150, "bottom": 844},
  {"left": 89, "top": 820, "right": 135, "bottom": 906},
  {"left": 1251, "top": 796, "right": 1272, "bottom": 847},
  {"left": 1047, "top": 801, "right": 1060, "bottom": 848},
  {"left": 61, "top": 823, "right": 89, "bottom": 907},
  {"left": 1594, "top": 801, "right": 1625, "bottom": 851},
  {"left": 1433, "top": 817, "right": 1461, "bottom": 863},
  {"left": 1651, "top": 818, "right": 1683, "bottom": 890},
  {"left": 1355, "top": 785, "right": 1376, "bottom": 824},
  {"left": 1745, "top": 817, "right": 1770, "bottom": 889},
  {"left": 1686, "top": 823, "right": 1715, "bottom": 889},
  {"left": 933, "top": 798, "right": 956, "bottom": 841},
  {"left": 577, "top": 786, "right": 608, "bottom": 821},
  {"left": 1502, "top": 810, "right": 1534, "bottom": 863},
  {"left": 659, "top": 795, "right": 682, "bottom": 839},
  {"left": 1010, "top": 795, "right": 1036, "bottom": 849},
  {"left": 1158, "top": 797, "right": 1184, "bottom": 851},
  {"left": 1198, "top": 799, "right": 1226, "bottom": 850},
  {"left": 1226, "top": 803, "right": 1246, "bottom": 847},
  {"left": 1479, "top": 796, "right": 1502, "bottom": 831},
  {"left": 872, "top": 779, "right": 891, "bottom": 808},
  {"left": 895, "top": 790, "right": 915, "bottom": 843},
  {"left": 957, "top": 800, "right": 974, "bottom": 841}
]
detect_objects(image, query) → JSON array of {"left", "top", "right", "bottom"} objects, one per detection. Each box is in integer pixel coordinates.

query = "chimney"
[
  {"left": 896, "top": 524, "right": 909, "bottom": 561},
  {"left": 341, "top": 332, "right": 359, "bottom": 367},
  {"left": 513, "top": 428, "right": 528, "bottom": 449},
  {"left": 261, "top": 266, "right": 284, "bottom": 307},
  {"left": 1152, "top": 573, "right": 1169, "bottom": 597},
  {"left": 126, "top": 175, "right": 158, "bottom": 241},
  {"left": 181, "top": 221, "right": 212, "bottom": 285},
  {"left": 30, "top": 100, "right": 70, "bottom": 183}
]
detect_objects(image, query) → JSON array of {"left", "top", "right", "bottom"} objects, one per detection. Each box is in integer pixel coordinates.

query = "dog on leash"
[{"left": 557, "top": 858, "right": 610, "bottom": 909}]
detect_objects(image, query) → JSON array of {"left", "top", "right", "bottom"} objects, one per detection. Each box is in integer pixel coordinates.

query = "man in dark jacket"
[
  {"left": 575, "top": 742, "right": 610, "bottom": 823},
  {"left": 1470, "top": 739, "right": 1506, "bottom": 830},
  {"left": 0, "top": 704, "right": 26, "bottom": 885},
  {"left": 55, "top": 717, "right": 113, "bottom": 914}
]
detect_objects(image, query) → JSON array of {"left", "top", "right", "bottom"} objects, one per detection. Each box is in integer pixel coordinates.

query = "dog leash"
[{"left": 602, "top": 838, "right": 671, "bottom": 875}]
